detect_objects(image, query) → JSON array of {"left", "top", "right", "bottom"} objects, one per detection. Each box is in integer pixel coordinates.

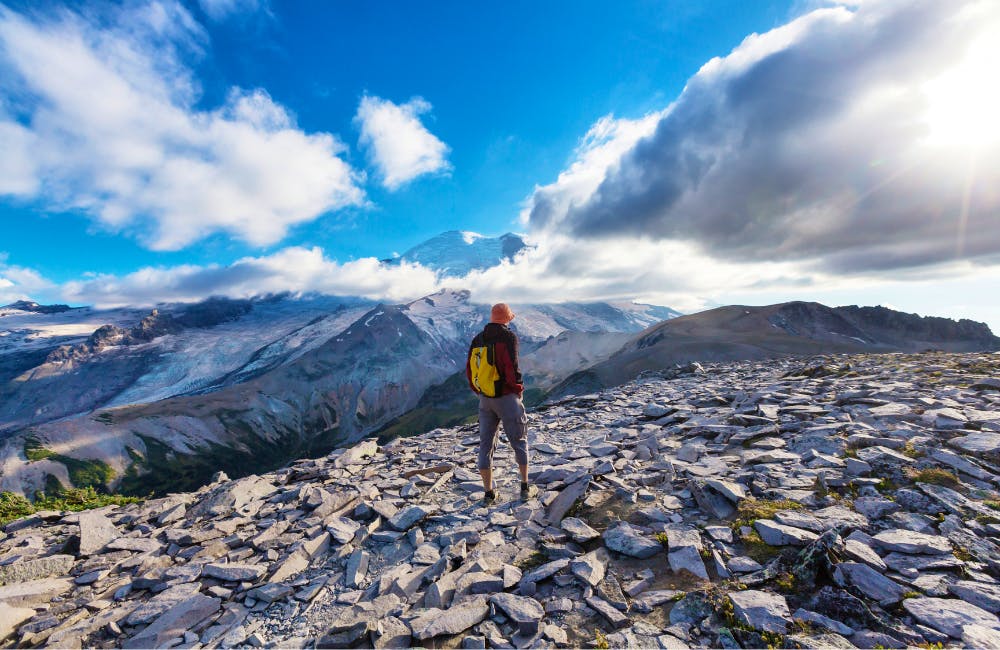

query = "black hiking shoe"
[
  {"left": 483, "top": 489, "right": 497, "bottom": 505},
  {"left": 520, "top": 483, "right": 538, "bottom": 500}
]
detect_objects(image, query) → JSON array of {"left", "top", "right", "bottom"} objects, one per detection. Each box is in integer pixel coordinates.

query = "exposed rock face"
[{"left": 0, "top": 351, "right": 999, "bottom": 649}]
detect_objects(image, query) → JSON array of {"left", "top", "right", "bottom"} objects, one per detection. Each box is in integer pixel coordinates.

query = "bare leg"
[
  {"left": 518, "top": 464, "right": 528, "bottom": 484},
  {"left": 480, "top": 467, "right": 494, "bottom": 493}
]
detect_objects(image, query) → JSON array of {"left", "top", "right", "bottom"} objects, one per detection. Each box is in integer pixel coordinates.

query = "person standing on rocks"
[{"left": 466, "top": 302, "right": 538, "bottom": 503}]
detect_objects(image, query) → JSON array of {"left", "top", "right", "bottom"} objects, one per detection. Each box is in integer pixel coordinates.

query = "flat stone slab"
[
  {"left": 546, "top": 477, "right": 591, "bottom": 524},
  {"left": 668, "top": 546, "right": 708, "bottom": 581},
  {"left": 755, "top": 520, "right": 819, "bottom": 546},
  {"left": 124, "top": 594, "right": 221, "bottom": 649},
  {"left": 410, "top": 597, "right": 489, "bottom": 640},
  {"left": 127, "top": 582, "right": 203, "bottom": 625},
  {"left": 873, "top": 529, "right": 951, "bottom": 555},
  {"left": 489, "top": 593, "right": 545, "bottom": 635},
  {"left": 833, "top": 562, "right": 908, "bottom": 606},
  {"left": 951, "top": 432, "right": 1000, "bottom": 456},
  {"left": 730, "top": 590, "right": 791, "bottom": 634},
  {"left": 903, "top": 597, "right": 1000, "bottom": 638},
  {"left": 570, "top": 549, "right": 608, "bottom": 587},
  {"left": 963, "top": 624, "right": 1000, "bottom": 648},
  {"left": 202, "top": 563, "right": 267, "bottom": 582},
  {"left": 388, "top": 505, "right": 434, "bottom": 531},
  {"left": 603, "top": 522, "right": 661, "bottom": 559},
  {"left": 0, "top": 555, "right": 74, "bottom": 586},
  {"left": 0, "top": 578, "right": 73, "bottom": 607},
  {"left": 560, "top": 517, "right": 600, "bottom": 543},
  {"left": 78, "top": 511, "right": 118, "bottom": 555},
  {"left": 949, "top": 581, "right": 1000, "bottom": 613}
]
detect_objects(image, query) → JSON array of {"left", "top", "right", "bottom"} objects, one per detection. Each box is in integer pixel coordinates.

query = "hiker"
[{"left": 466, "top": 302, "right": 538, "bottom": 503}]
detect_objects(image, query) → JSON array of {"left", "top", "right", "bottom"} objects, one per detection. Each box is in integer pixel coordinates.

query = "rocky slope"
[
  {"left": 1, "top": 351, "right": 999, "bottom": 648},
  {"left": 0, "top": 290, "right": 676, "bottom": 496},
  {"left": 552, "top": 302, "right": 1000, "bottom": 398}
]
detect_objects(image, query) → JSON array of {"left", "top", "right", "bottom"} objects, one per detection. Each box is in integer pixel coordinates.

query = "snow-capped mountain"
[
  {"left": 0, "top": 289, "right": 678, "bottom": 496},
  {"left": 384, "top": 230, "right": 528, "bottom": 275}
]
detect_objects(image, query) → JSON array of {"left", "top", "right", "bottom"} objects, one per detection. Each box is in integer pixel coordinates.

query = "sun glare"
[{"left": 923, "top": 33, "right": 1000, "bottom": 149}]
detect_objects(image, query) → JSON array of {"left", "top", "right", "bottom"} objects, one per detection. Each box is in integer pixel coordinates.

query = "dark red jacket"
[{"left": 466, "top": 322, "right": 524, "bottom": 397}]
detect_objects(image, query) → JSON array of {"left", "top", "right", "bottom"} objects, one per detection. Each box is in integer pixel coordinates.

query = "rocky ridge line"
[{"left": 0, "top": 351, "right": 999, "bottom": 648}]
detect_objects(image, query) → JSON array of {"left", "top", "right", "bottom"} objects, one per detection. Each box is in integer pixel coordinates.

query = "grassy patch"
[
  {"left": 0, "top": 487, "right": 140, "bottom": 527},
  {"left": 23, "top": 437, "right": 115, "bottom": 490},
  {"left": 901, "top": 440, "right": 925, "bottom": 459},
  {"left": 733, "top": 498, "right": 804, "bottom": 530},
  {"left": 740, "top": 530, "right": 783, "bottom": 564},
  {"left": 593, "top": 629, "right": 609, "bottom": 650},
  {"left": 23, "top": 436, "right": 55, "bottom": 462},
  {"left": 909, "top": 468, "right": 961, "bottom": 489},
  {"left": 655, "top": 532, "right": 670, "bottom": 547}
]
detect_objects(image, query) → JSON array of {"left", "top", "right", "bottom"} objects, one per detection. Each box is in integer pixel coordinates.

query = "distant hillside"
[{"left": 550, "top": 301, "right": 1000, "bottom": 397}]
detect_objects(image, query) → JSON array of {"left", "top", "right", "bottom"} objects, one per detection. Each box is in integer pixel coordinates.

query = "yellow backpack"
[{"left": 469, "top": 342, "right": 502, "bottom": 397}]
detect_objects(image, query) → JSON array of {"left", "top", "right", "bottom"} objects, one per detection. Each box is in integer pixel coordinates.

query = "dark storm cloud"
[{"left": 529, "top": 0, "right": 1000, "bottom": 273}]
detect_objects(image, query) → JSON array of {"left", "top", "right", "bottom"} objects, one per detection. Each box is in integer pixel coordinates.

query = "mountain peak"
[{"left": 386, "top": 230, "right": 529, "bottom": 276}]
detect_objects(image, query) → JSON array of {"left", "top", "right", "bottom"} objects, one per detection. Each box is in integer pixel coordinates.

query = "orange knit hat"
[{"left": 490, "top": 303, "right": 515, "bottom": 323}]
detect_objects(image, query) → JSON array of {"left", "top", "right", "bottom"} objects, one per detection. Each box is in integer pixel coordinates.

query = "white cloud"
[
  {"left": 0, "top": 2, "right": 364, "bottom": 251},
  {"left": 60, "top": 247, "right": 441, "bottom": 308},
  {"left": 0, "top": 256, "right": 54, "bottom": 304},
  {"left": 524, "top": 0, "right": 1000, "bottom": 274},
  {"left": 198, "top": 0, "right": 269, "bottom": 22},
  {"left": 355, "top": 95, "right": 451, "bottom": 190}
]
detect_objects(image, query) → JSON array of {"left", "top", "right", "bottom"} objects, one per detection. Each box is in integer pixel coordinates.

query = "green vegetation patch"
[
  {"left": 23, "top": 436, "right": 115, "bottom": 489},
  {"left": 909, "top": 468, "right": 961, "bottom": 489},
  {"left": 732, "top": 498, "right": 804, "bottom": 530},
  {"left": 0, "top": 487, "right": 140, "bottom": 527}
]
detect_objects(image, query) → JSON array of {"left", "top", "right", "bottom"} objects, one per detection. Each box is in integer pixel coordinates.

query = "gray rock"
[
  {"left": 589, "top": 442, "right": 619, "bottom": 457},
  {"left": 188, "top": 475, "right": 276, "bottom": 519},
  {"left": 77, "top": 511, "right": 118, "bottom": 555},
  {"left": 669, "top": 592, "right": 713, "bottom": 624},
  {"left": 754, "top": 520, "right": 819, "bottom": 546},
  {"left": 883, "top": 552, "right": 963, "bottom": 572},
  {"left": 631, "top": 589, "right": 683, "bottom": 614},
  {"left": 326, "top": 516, "right": 362, "bottom": 544},
  {"left": 124, "top": 594, "right": 221, "bottom": 649},
  {"left": 843, "top": 539, "right": 887, "bottom": 571},
  {"left": 951, "top": 432, "right": 1000, "bottom": 456},
  {"left": 127, "top": 582, "right": 203, "bottom": 625},
  {"left": 729, "top": 590, "right": 791, "bottom": 634},
  {"left": 387, "top": 505, "right": 434, "bottom": 531},
  {"left": 833, "top": 562, "right": 908, "bottom": 606},
  {"left": 333, "top": 439, "right": 379, "bottom": 467},
  {"left": 0, "top": 554, "right": 74, "bottom": 585},
  {"left": 668, "top": 546, "right": 708, "bottom": 580},
  {"left": 489, "top": 593, "right": 545, "bottom": 635},
  {"left": 570, "top": 549, "right": 608, "bottom": 586},
  {"left": 519, "top": 558, "right": 569, "bottom": 590},
  {"left": 603, "top": 522, "right": 661, "bottom": 559},
  {"left": 677, "top": 443, "right": 705, "bottom": 463},
  {"left": 949, "top": 580, "right": 1000, "bottom": 613},
  {"left": 0, "top": 578, "right": 73, "bottom": 607},
  {"left": 972, "top": 378, "right": 1000, "bottom": 391},
  {"left": 792, "top": 608, "right": 854, "bottom": 636},
  {"left": 664, "top": 524, "right": 703, "bottom": 551},
  {"left": 585, "top": 595, "right": 630, "bottom": 628},
  {"left": 962, "top": 624, "right": 1000, "bottom": 648},
  {"left": 704, "top": 479, "right": 747, "bottom": 503},
  {"left": 410, "top": 597, "right": 490, "bottom": 640},
  {"left": 728, "top": 556, "right": 764, "bottom": 573},
  {"left": 690, "top": 480, "right": 735, "bottom": 518},
  {"left": 105, "top": 537, "right": 162, "bottom": 553},
  {"left": 546, "top": 476, "right": 591, "bottom": 524},
  {"left": 370, "top": 616, "right": 412, "bottom": 649},
  {"left": 872, "top": 529, "right": 951, "bottom": 555},
  {"left": 412, "top": 543, "right": 441, "bottom": 565},
  {"left": 248, "top": 582, "right": 294, "bottom": 603},
  {"left": 202, "top": 562, "right": 267, "bottom": 582},
  {"left": 902, "top": 597, "right": 1000, "bottom": 638},
  {"left": 852, "top": 496, "right": 900, "bottom": 519},
  {"left": 0, "top": 602, "right": 35, "bottom": 642},
  {"left": 560, "top": 517, "right": 600, "bottom": 543}
]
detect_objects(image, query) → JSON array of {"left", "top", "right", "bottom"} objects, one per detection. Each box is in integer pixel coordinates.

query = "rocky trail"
[{"left": 2, "top": 351, "right": 1000, "bottom": 649}]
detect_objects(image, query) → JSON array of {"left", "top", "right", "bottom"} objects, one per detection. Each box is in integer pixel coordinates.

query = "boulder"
[
  {"left": 902, "top": 597, "right": 1000, "bottom": 638},
  {"left": 603, "top": 522, "right": 661, "bottom": 559},
  {"left": 489, "top": 593, "right": 545, "bottom": 635},
  {"left": 729, "top": 590, "right": 791, "bottom": 634}
]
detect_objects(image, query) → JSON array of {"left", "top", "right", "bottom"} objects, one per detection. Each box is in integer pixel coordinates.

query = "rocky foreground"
[{"left": 2, "top": 351, "right": 1000, "bottom": 649}]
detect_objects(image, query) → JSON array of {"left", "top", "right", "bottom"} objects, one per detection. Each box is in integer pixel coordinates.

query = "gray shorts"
[{"left": 477, "top": 393, "right": 529, "bottom": 470}]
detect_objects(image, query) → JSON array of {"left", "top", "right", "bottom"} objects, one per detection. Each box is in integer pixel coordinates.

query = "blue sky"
[{"left": 2, "top": 0, "right": 1000, "bottom": 331}]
